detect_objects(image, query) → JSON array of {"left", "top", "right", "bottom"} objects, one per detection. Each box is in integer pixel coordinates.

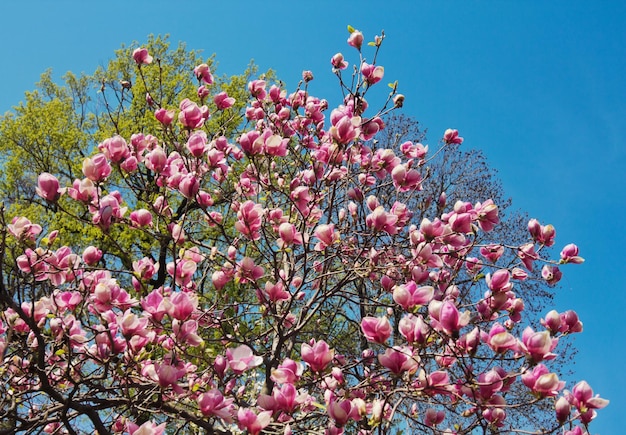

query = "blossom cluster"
[{"left": 0, "top": 28, "right": 606, "bottom": 435}]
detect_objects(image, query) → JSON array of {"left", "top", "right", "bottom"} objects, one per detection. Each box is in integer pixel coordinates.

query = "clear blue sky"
[{"left": 1, "top": 2, "right": 624, "bottom": 433}]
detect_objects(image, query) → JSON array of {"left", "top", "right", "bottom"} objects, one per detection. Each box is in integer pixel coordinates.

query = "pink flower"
[
  {"left": 129, "top": 421, "right": 165, "bottom": 435},
  {"left": 486, "top": 269, "right": 512, "bottom": 293},
  {"left": 517, "top": 243, "right": 539, "bottom": 271},
  {"left": 178, "top": 98, "right": 206, "bottom": 129},
  {"left": 432, "top": 300, "right": 470, "bottom": 335},
  {"left": 271, "top": 358, "right": 303, "bottom": 384},
  {"left": 555, "top": 396, "right": 571, "bottom": 422},
  {"left": 519, "top": 326, "right": 557, "bottom": 363},
  {"left": 360, "top": 316, "right": 391, "bottom": 344},
  {"left": 485, "top": 323, "right": 518, "bottom": 353},
  {"left": 248, "top": 80, "right": 267, "bottom": 100},
  {"left": 522, "top": 364, "right": 564, "bottom": 397},
  {"left": 237, "top": 408, "right": 272, "bottom": 435},
  {"left": 226, "top": 345, "right": 263, "bottom": 374},
  {"left": 198, "top": 389, "right": 235, "bottom": 422},
  {"left": 541, "top": 265, "right": 562, "bottom": 286},
  {"left": 566, "top": 380, "right": 609, "bottom": 412},
  {"left": 560, "top": 243, "right": 584, "bottom": 264},
  {"left": 129, "top": 209, "right": 153, "bottom": 227},
  {"left": 393, "top": 282, "right": 434, "bottom": 310},
  {"left": 194, "top": 63, "right": 214, "bottom": 85},
  {"left": 302, "top": 70, "right": 314, "bottom": 82},
  {"left": 314, "top": 224, "right": 339, "bottom": 250},
  {"left": 99, "top": 135, "right": 130, "bottom": 163},
  {"left": 528, "top": 218, "right": 556, "bottom": 247},
  {"left": 82, "top": 154, "right": 111, "bottom": 182},
  {"left": 132, "top": 48, "right": 153, "bottom": 65},
  {"left": 155, "top": 108, "right": 175, "bottom": 126},
  {"left": 330, "top": 114, "right": 361, "bottom": 145},
  {"left": 443, "top": 128, "right": 463, "bottom": 144},
  {"left": 328, "top": 399, "right": 361, "bottom": 427},
  {"left": 331, "top": 53, "right": 348, "bottom": 70},
  {"left": 423, "top": 408, "right": 445, "bottom": 427},
  {"left": 475, "top": 199, "right": 499, "bottom": 231},
  {"left": 234, "top": 200, "right": 264, "bottom": 241},
  {"left": 378, "top": 346, "right": 419, "bottom": 375},
  {"left": 82, "top": 246, "right": 102, "bottom": 265},
  {"left": 301, "top": 339, "right": 334, "bottom": 372},
  {"left": 347, "top": 29, "right": 364, "bottom": 50},
  {"left": 36, "top": 173, "right": 62, "bottom": 202},
  {"left": 186, "top": 131, "right": 208, "bottom": 157},
  {"left": 214, "top": 91, "right": 235, "bottom": 110},
  {"left": 361, "top": 62, "right": 384, "bottom": 85}
]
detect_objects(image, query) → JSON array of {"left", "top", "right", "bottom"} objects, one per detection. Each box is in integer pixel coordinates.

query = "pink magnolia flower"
[
  {"left": 347, "top": 29, "right": 364, "bottom": 50},
  {"left": 214, "top": 91, "right": 236, "bottom": 110},
  {"left": 227, "top": 345, "right": 263, "bottom": 374},
  {"left": 484, "top": 322, "right": 518, "bottom": 354},
  {"left": 360, "top": 316, "right": 391, "bottom": 344},
  {"left": 271, "top": 358, "right": 303, "bottom": 384},
  {"left": 194, "top": 63, "right": 214, "bottom": 85},
  {"left": 519, "top": 326, "right": 557, "bottom": 363},
  {"left": 398, "top": 314, "right": 430, "bottom": 345},
  {"left": 560, "top": 243, "right": 584, "bottom": 264},
  {"left": 36, "top": 173, "right": 62, "bottom": 202},
  {"left": 186, "top": 131, "right": 208, "bottom": 157},
  {"left": 328, "top": 399, "right": 361, "bottom": 427},
  {"left": 261, "top": 281, "right": 290, "bottom": 303},
  {"left": 517, "top": 243, "right": 539, "bottom": 271},
  {"left": 475, "top": 199, "right": 499, "bottom": 231},
  {"left": 480, "top": 244, "right": 504, "bottom": 262},
  {"left": 129, "top": 421, "right": 165, "bottom": 435},
  {"left": 432, "top": 300, "right": 470, "bottom": 335},
  {"left": 521, "top": 364, "right": 564, "bottom": 397},
  {"left": 236, "top": 257, "right": 264, "bottom": 283},
  {"left": 541, "top": 265, "right": 562, "bottom": 286},
  {"left": 443, "top": 128, "right": 463, "bottom": 144},
  {"left": 132, "top": 48, "right": 153, "bottom": 65},
  {"left": 528, "top": 218, "right": 556, "bottom": 247},
  {"left": 361, "top": 62, "right": 384, "bottom": 85},
  {"left": 248, "top": 80, "right": 267, "bottom": 100},
  {"left": 486, "top": 269, "right": 513, "bottom": 293},
  {"left": 178, "top": 98, "right": 206, "bottom": 129},
  {"left": 235, "top": 200, "right": 264, "bottom": 241},
  {"left": 165, "top": 291, "right": 197, "bottom": 320},
  {"left": 314, "top": 224, "right": 340, "bottom": 251},
  {"left": 301, "top": 339, "right": 334, "bottom": 372},
  {"left": 237, "top": 408, "right": 272, "bottom": 435},
  {"left": 129, "top": 209, "right": 153, "bottom": 227},
  {"left": 330, "top": 114, "right": 361, "bottom": 145},
  {"left": 566, "top": 380, "right": 609, "bottom": 414},
  {"left": 99, "top": 135, "right": 130, "bottom": 163},
  {"left": 198, "top": 389, "right": 235, "bottom": 422},
  {"left": 423, "top": 408, "right": 445, "bottom": 427},
  {"left": 82, "top": 154, "right": 111, "bottom": 182},
  {"left": 82, "top": 246, "right": 102, "bottom": 265},
  {"left": 331, "top": 53, "right": 348, "bottom": 70},
  {"left": 393, "top": 283, "right": 434, "bottom": 310},
  {"left": 555, "top": 395, "right": 571, "bottom": 422},
  {"left": 378, "top": 346, "right": 419, "bottom": 375},
  {"left": 154, "top": 108, "right": 175, "bottom": 126}
]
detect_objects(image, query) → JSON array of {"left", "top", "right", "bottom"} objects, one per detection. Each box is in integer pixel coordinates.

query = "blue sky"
[{"left": 1, "top": 1, "right": 624, "bottom": 433}]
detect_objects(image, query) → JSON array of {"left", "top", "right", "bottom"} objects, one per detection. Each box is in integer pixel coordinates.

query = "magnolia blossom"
[
  {"left": 226, "top": 345, "right": 263, "bottom": 374},
  {"left": 132, "top": 48, "right": 153, "bottom": 65}
]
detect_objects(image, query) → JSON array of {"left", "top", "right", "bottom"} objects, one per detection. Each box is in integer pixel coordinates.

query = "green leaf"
[{"left": 347, "top": 25, "right": 355, "bottom": 34}]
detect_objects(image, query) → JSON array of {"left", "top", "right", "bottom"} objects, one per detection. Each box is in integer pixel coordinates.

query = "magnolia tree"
[{"left": 0, "top": 27, "right": 607, "bottom": 435}]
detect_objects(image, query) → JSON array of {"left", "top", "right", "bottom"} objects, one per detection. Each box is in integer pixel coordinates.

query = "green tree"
[{"left": 0, "top": 35, "right": 269, "bottom": 273}]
